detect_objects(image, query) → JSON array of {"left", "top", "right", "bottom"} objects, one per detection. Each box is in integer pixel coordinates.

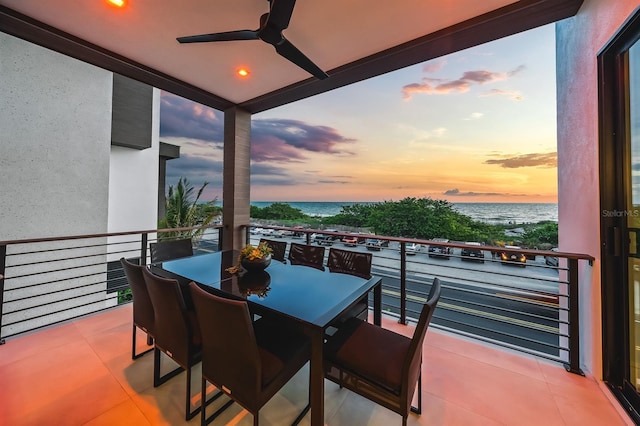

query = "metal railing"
[
  {"left": 245, "top": 224, "right": 593, "bottom": 375},
  {"left": 0, "top": 223, "right": 593, "bottom": 376},
  {"left": 0, "top": 225, "right": 222, "bottom": 343}
]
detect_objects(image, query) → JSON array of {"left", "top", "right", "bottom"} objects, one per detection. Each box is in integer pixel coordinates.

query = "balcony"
[
  {"left": 0, "top": 225, "right": 629, "bottom": 424},
  {"left": 0, "top": 303, "right": 627, "bottom": 425}
]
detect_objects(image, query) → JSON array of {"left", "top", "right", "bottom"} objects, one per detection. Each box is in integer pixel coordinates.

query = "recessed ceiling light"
[
  {"left": 107, "top": 0, "right": 125, "bottom": 8},
  {"left": 237, "top": 68, "right": 250, "bottom": 78}
]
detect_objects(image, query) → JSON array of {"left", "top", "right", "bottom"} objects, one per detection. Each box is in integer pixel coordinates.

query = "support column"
[{"left": 222, "top": 107, "right": 251, "bottom": 251}]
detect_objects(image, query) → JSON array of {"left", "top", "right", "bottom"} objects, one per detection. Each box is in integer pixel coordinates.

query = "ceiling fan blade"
[
  {"left": 267, "top": 0, "right": 296, "bottom": 31},
  {"left": 177, "top": 30, "right": 259, "bottom": 44},
  {"left": 274, "top": 38, "right": 329, "bottom": 80}
]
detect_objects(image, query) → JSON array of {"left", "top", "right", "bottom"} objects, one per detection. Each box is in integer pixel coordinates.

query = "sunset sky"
[{"left": 160, "top": 24, "right": 557, "bottom": 204}]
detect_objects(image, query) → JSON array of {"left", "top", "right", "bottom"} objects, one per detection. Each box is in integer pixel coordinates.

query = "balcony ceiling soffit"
[{"left": 0, "top": 0, "right": 584, "bottom": 112}]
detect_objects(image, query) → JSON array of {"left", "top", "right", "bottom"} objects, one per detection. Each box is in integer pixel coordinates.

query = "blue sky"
[{"left": 161, "top": 23, "right": 557, "bottom": 203}]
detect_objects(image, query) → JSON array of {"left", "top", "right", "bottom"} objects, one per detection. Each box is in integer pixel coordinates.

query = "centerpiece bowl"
[{"left": 240, "top": 254, "right": 272, "bottom": 272}]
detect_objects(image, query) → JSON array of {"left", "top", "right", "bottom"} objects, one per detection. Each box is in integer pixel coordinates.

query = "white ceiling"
[{"left": 0, "top": 0, "right": 582, "bottom": 111}]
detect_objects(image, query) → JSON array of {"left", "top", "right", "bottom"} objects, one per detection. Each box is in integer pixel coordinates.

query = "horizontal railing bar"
[
  {"left": 5, "top": 237, "right": 143, "bottom": 258},
  {"left": 429, "top": 313, "right": 565, "bottom": 350},
  {"left": 2, "top": 300, "right": 126, "bottom": 332},
  {"left": 404, "top": 275, "right": 567, "bottom": 309},
  {"left": 5, "top": 276, "right": 125, "bottom": 304},
  {"left": 0, "top": 225, "right": 221, "bottom": 247},
  {"left": 4, "top": 270, "right": 107, "bottom": 292},
  {"left": 3, "top": 285, "right": 121, "bottom": 318}
]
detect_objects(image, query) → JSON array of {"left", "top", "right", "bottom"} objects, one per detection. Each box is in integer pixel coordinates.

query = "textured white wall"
[
  {"left": 0, "top": 33, "right": 113, "bottom": 336},
  {"left": 556, "top": 0, "right": 639, "bottom": 377},
  {"left": 0, "top": 33, "right": 112, "bottom": 240}
]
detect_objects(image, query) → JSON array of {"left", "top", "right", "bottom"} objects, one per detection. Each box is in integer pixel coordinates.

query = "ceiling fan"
[{"left": 177, "top": 0, "right": 329, "bottom": 80}]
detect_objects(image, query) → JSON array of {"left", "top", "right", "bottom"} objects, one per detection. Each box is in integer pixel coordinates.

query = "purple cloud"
[
  {"left": 251, "top": 119, "right": 357, "bottom": 162},
  {"left": 402, "top": 65, "right": 526, "bottom": 100},
  {"left": 160, "top": 92, "right": 223, "bottom": 142}
]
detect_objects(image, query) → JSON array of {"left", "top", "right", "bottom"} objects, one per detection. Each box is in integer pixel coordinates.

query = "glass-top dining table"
[{"left": 151, "top": 250, "right": 382, "bottom": 426}]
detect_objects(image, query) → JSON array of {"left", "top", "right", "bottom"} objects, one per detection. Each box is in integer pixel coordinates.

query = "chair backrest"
[
  {"left": 120, "top": 257, "right": 154, "bottom": 334},
  {"left": 189, "top": 282, "right": 261, "bottom": 403},
  {"left": 142, "top": 267, "right": 198, "bottom": 365},
  {"left": 149, "top": 238, "right": 193, "bottom": 263},
  {"left": 288, "top": 242, "right": 325, "bottom": 270},
  {"left": 327, "top": 248, "right": 372, "bottom": 279},
  {"left": 403, "top": 277, "right": 441, "bottom": 402},
  {"left": 259, "top": 238, "right": 287, "bottom": 262}
]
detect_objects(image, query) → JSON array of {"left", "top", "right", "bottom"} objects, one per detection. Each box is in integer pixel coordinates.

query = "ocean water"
[{"left": 251, "top": 201, "right": 557, "bottom": 224}]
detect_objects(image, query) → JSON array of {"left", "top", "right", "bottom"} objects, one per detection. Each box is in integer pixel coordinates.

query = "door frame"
[{"left": 598, "top": 6, "right": 640, "bottom": 422}]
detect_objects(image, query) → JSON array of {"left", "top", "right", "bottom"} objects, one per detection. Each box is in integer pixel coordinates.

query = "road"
[{"left": 241, "top": 233, "right": 565, "bottom": 357}]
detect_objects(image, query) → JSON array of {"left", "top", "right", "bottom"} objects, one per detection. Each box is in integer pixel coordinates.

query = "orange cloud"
[
  {"left": 401, "top": 65, "right": 525, "bottom": 100},
  {"left": 484, "top": 152, "right": 557, "bottom": 168}
]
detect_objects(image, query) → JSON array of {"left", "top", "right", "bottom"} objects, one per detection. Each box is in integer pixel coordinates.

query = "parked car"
[
  {"left": 406, "top": 242, "right": 421, "bottom": 255},
  {"left": 342, "top": 234, "right": 358, "bottom": 247},
  {"left": 460, "top": 242, "right": 485, "bottom": 262},
  {"left": 499, "top": 245, "right": 527, "bottom": 266},
  {"left": 315, "top": 229, "right": 338, "bottom": 246},
  {"left": 545, "top": 247, "right": 559, "bottom": 267},
  {"left": 366, "top": 238, "right": 389, "bottom": 251},
  {"left": 428, "top": 238, "right": 451, "bottom": 259},
  {"left": 292, "top": 225, "right": 308, "bottom": 238}
]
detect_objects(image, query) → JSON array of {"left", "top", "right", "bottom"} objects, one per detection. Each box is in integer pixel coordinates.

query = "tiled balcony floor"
[{"left": 0, "top": 304, "right": 632, "bottom": 426}]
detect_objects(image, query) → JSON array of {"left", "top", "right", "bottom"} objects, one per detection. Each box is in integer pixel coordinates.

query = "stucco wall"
[
  {"left": 0, "top": 34, "right": 113, "bottom": 337},
  {"left": 556, "top": 0, "right": 639, "bottom": 378},
  {"left": 0, "top": 33, "right": 112, "bottom": 240}
]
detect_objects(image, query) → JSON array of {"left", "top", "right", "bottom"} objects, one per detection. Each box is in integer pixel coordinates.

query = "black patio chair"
[
  {"left": 120, "top": 257, "right": 155, "bottom": 359},
  {"left": 259, "top": 238, "right": 287, "bottom": 262},
  {"left": 189, "top": 282, "right": 311, "bottom": 426},
  {"left": 287, "top": 242, "right": 325, "bottom": 270},
  {"left": 326, "top": 248, "right": 373, "bottom": 323},
  {"left": 149, "top": 237, "right": 193, "bottom": 263},
  {"left": 142, "top": 267, "right": 207, "bottom": 420},
  {"left": 324, "top": 277, "right": 442, "bottom": 426}
]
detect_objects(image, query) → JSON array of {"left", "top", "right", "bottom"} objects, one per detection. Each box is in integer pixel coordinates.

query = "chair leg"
[
  {"left": 201, "top": 378, "right": 207, "bottom": 426},
  {"left": 132, "top": 324, "right": 153, "bottom": 360},
  {"left": 185, "top": 364, "right": 200, "bottom": 420},
  {"left": 201, "top": 377, "right": 234, "bottom": 425},
  {"left": 410, "top": 370, "right": 422, "bottom": 414},
  {"left": 153, "top": 347, "right": 184, "bottom": 387}
]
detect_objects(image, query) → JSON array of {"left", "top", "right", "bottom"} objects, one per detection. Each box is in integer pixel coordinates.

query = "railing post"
[
  {"left": 223, "top": 227, "right": 228, "bottom": 251},
  {"left": 140, "top": 233, "right": 148, "bottom": 265},
  {"left": 0, "top": 245, "right": 7, "bottom": 345},
  {"left": 399, "top": 242, "right": 407, "bottom": 325},
  {"left": 564, "top": 258, "right": 584, "bottom": 375},
  {"left": 0, "top": 244, "right": 6, "bottom": 344}
]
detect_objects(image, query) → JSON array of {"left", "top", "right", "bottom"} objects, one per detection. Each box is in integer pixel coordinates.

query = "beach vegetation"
[
  {"left": 159, "top": 177, "right": 220, "bottom": 241},
  {"left": 250, "top": 202, "right": 307, "bottom": 220},
  {"left": 250, "top": 198, "right": 557, "bottom": 247}
]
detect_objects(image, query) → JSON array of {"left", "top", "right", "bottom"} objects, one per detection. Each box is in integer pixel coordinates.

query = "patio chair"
[
  {"left": 259, "top": 238, "right": 287, "bottom": 262},
  {"left": 324, "top": 277, "right": 442, "bottom": 426},
  {"left": 189, "top": 282, "right": 311, "bottom": 426},
  {"left": 120, "top": 257, "right": 155, "bottom": 360},
  {"left": 142, "top": 267, "right": 207, "bottom": 421},
  {"left": 327, "top": 247, "right": 372, "bottom": 279},
  {"left": 149, "top": 237, "right": 193, "bottom": 263},
  {"left": 326, "top": 248, "right": 373, "bottom": 323},
  {"left": 287, "top": 242, "right": 325, "bottom": 270}
]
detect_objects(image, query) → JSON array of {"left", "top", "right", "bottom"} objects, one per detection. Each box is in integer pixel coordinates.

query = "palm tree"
[{"left": 158, "top": 177, "right": 220, "bottom": 241}]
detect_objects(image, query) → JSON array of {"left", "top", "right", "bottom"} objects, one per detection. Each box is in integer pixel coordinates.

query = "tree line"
[{"left": 251, "top": 198, "right": 558, "bottom": 248}]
